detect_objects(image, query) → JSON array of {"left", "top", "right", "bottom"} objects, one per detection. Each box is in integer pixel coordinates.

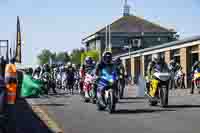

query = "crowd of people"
[
  {"left": 31, "top": 62, "right": 78, "bottom": 95},
  {"left": 28, "top": 51, "right": 127, "bottom": 100},
  {"left": 26, "top": 50, "right": 200, "bottom": 103}
]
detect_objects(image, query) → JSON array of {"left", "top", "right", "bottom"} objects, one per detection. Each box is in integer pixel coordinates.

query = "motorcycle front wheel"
[
  {"left": 159, "top": 85, "right": 168, "bottom": 108},
  {"left": 96, "top": 92, "right": 106, "bottom": 111},
  {"left": 107, "top": 90, "right": 116, "bottom": 114},
  {"left": 149, "top": 99, "right": 158, "bottom": 106}
]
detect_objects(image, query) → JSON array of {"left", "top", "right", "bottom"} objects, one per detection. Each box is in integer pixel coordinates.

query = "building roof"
[
  {"left": 114, "top": 35, "right": 200, "bottom": 58},
  {"left": 82, "top": 15, "right": 175, "bottom": 42}
]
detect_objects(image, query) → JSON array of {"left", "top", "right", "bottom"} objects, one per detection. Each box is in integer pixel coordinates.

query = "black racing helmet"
[
  {"left": 114, "top": 57, "right": 121, "bottom": 65},
  {"left": 102, "top": 51, "right": 112, "bottom": 64},
  {"left": 10, "top": 57, "right": 16, "bottom": 64}
]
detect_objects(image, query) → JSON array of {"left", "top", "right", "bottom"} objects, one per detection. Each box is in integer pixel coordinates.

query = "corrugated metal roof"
[{"left": 114, "top": 35, "right": 200, "bottom": 58}]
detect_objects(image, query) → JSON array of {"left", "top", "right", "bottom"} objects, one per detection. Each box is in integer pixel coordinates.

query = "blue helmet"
[{"left": 85, "top": 56, "right": 93, "bottom": 65}]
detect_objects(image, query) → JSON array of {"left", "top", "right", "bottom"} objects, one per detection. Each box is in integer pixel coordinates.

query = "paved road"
[
  {"left": 29, "top": 89, "right": 200, "bottom": 133},
  {"left": 15, "top": 99, "right": 55, "bottom": 133}
]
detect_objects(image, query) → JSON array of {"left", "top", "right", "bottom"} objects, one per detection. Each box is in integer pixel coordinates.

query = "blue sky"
[{"left": 0, "top": 0, "right": 199, "bottom": 65}]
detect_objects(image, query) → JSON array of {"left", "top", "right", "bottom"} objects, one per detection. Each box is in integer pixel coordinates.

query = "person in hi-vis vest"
[{"left": 5, "top": 58, "right": 17, "bottom": 105}]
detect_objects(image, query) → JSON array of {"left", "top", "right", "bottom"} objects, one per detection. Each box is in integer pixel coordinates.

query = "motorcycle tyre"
[
  {"left": 119, "top": 87, "right": 124, "bottom": 99},
  {"left": 92, "top": 99, "right": 96, "bottom": 104},
  {"left": 119, "top": 80, "right": 124, "bottom": 99},
  {"left": 107, "top": 90, "right": 116, "bottom": 114},
  {"left": 84, "top": 98, "right": 90, "bottom": 103},
  {"left": 89, "top": 90, "right": 96, "bottom": 104},
  {"left": 149, "top": 99, "right": 158, "bottom": 106},
  {"left": 96, "top": 100, "right": 106, "bottom": 111},
  {"left": 160, "top": 86, "right": 168, "bottom": 108},
  {"left": 81, "top": 91, "right": 90, "bottom": 103}
]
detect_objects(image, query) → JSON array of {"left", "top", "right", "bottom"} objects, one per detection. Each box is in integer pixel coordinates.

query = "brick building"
[{"left": 114, "top": 36, "right": 200, "bottom": 88}]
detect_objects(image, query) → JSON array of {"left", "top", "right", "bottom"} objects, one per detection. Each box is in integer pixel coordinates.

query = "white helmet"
[
  {"left": 72, "top": 64, "right": 76, "bottom": 68},
  {"left": 67, "top": 62, "right": 72, "bottom": 67},
  {"left": 152, "top": 53, "right": 160, "bottom": 63}
]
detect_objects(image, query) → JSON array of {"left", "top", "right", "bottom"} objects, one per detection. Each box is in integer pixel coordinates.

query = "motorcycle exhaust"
[
  {"left": 145, "top": 91, "right": 151, "bottom": 98},
  {"left": 145, "top": 91, "right": 159, "bottom": 102}
]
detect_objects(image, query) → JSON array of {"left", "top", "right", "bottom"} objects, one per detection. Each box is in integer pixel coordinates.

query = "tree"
[
  {"left": 81, "top": 50, "right": 99, "bottom": 64},
  {"left": 37, "top": 49, "right": 54, "bottom": 65},
  {"left": 70, "top": 49, "right": 83, "bottom": 65},
  {"left": 37, "top": 49, "right": 71, "bottom": 65},
  {"left": 56, "top": 52, "right": 70, "bottom": 64}
]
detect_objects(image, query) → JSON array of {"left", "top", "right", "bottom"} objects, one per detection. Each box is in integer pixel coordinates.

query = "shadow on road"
[
  {"left": 15, "top": 99, "right": 55, "bottom": 133},
  {"left": 166, "top": 104, "right": 200, "bottom": 108},
  {"left": 118, "top": 100, "right": 145, "bottom": 104},
  {"left": 113, "top": 108, "right": 176, "bottom": 114},
  {"left": 33, "top": 103, "right": 67, "bottom": 107},
  {"left": 26, "top": 93, "right": 72, "bottom": 99},
  {"left": 122, "top": 97, "right": 146, "bottom": 100}
]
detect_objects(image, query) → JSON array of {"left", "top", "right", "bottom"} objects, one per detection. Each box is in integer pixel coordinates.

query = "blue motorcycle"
[{"left": 96, "top": 68, "right": 118, "bottom": 113}]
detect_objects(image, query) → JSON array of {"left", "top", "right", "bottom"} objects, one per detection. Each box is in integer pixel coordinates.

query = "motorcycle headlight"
[{"left": 195, "top": 73, "right": 200, "bottom": 78}]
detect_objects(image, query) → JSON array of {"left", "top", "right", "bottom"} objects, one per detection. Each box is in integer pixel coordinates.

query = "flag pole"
[
  {"left": 109, "top": 24, "right": 112, "bottom": 52},
  {"left": 105, "top": 25, "right": 108, "bottom": 51}
]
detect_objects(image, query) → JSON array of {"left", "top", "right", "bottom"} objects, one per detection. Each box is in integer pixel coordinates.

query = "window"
[{"left": 170, "top": 49, "right": 180, "bottom": 59}]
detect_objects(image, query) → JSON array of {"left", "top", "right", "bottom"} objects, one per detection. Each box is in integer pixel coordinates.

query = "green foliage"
[
  {"left": 37, "top": 49, "right": 70, "bottom": 65},
  {"left": 56, "top": 52, "right": 70, "bottom": 63},
  {"left": 37, "top": 49, "right": 99, "bottom": 66},
  {"left": 37, "top": 49, "right": 54, "bottom": 65},
  {"left": 70, "top": 49, "right": 83, "bottom": 65},
  {"left": 81, "top": 50, "right": 99, "bottom": 64}
]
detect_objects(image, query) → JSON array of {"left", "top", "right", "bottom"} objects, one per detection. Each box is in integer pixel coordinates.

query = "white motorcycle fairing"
[{"left": 153, "top": 72, "right": 170, "bottom": 82}]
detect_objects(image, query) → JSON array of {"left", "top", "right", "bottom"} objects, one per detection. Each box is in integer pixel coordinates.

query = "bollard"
[{"left": 136, "top": 75, "right": 145, "bottom": 97}]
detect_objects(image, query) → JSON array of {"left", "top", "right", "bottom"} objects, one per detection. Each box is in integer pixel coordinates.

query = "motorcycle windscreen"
[
  {"left": 97, "top": 78, "right": 109, "bottom": 92},
  {"left": 101, "top": 69, "right": 117, "bottom": 82}
]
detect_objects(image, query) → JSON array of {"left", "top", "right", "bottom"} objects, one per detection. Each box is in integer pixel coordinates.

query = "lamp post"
[{"left": 123, "top": 40, "right": 133, "bottom": 58}]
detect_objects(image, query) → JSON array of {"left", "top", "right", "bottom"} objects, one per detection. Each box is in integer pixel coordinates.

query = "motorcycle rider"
[
  {"left": 41, "top": 64, "right": 57, "bottom": 94},
  {"left": 66, "top": 62, "right": 76, "bottom": 94},
  {"left": 33, "top": 65, "right": 41, "bottom": 79},
  {"left": 54, "top": 66, "right": 62, "bottom": 89},
  {"left": 40, "top": 64, "right": 50, "bottom": 77},
  {"left": 79, "top": 56, "right": 95, "bottom": 93},
  {"left": 168, "top": 56, "right": 181, "bottom": 89},
  {"left": 147, "top": 53, "right": 169, "bottom": 99},
  {"left": 72, "top": 64, "right": 80, "bottom": 90},
  {"left": 114, "top": 57, "right": 126, "bottom": 98},
  {"left": 191, "top": 61, "right": 200, "bottom": 73},
  {"left": 190, "top": 60, "right": 200, "bottom": 94},
  {"left": 95, "top": 51, "right": 116, "bottom": 106}
]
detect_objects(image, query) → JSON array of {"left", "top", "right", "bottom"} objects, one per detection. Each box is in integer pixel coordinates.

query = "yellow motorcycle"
[
  {"left": 146, "top": 66, "right": 171, "bottom": 107},
  {"left": 191, "top": 68, "right": 200, "bottom": 93}
]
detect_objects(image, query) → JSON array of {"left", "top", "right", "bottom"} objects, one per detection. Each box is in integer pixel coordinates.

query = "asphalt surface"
[
  {"left": 15, "top": 99, "right": 55, "bottom": 133},
  {"left": 28, "top": 89, "right": 200, "bottom": 133}
]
